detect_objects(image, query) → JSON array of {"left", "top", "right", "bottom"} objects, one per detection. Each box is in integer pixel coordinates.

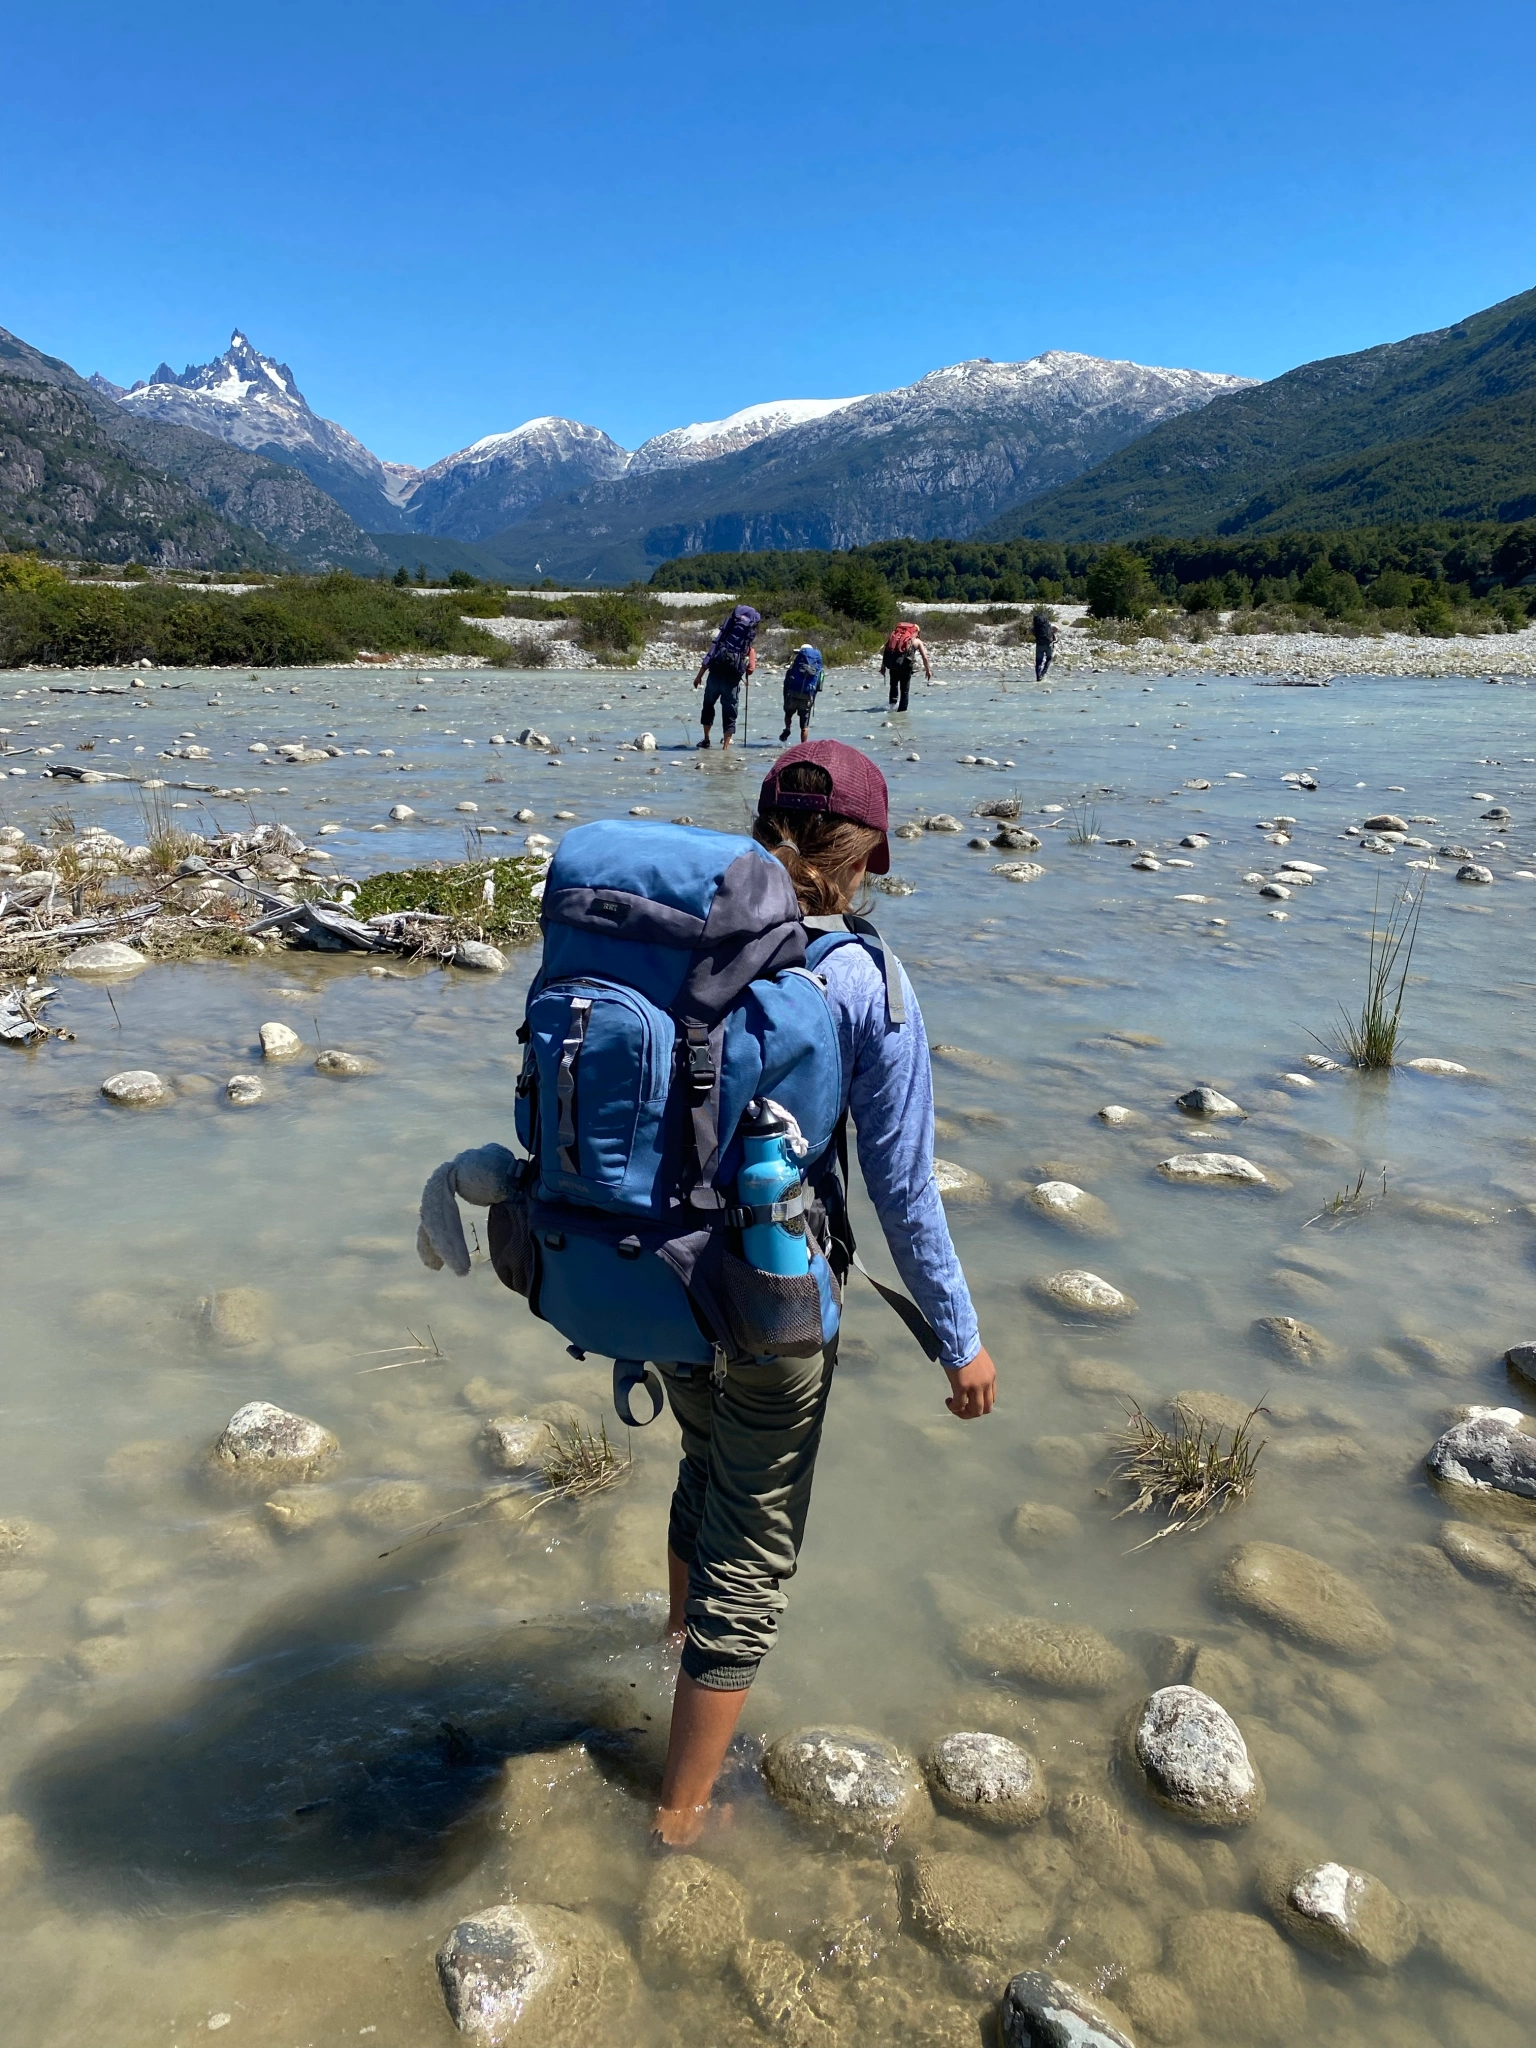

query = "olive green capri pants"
[{"left": 661, "top": 1345, "right": 836, "bottom": 1692}]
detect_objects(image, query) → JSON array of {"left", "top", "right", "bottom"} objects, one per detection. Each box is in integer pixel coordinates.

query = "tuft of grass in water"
[
  {"left": 1114, "top": 1400, "right": 1266, "bottom": 1549},
  {"left": 139, "top": 786, "right": 203, "bottom": 875},
  {"left": 1067, "top": 799, "right": 1100, "bottom": 845},
  {"left": 541, "top": 1419, "right": 627, "bottom": 1499},
  {"left": 1305, "top": 1165, "right": 1388, "bottom": 1229},
  {"left": 1325, "top": 874, "right": 1428, "bottom": 1069}
]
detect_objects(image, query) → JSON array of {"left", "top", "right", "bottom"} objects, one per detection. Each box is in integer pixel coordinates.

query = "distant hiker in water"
[
  {"left": 778, "top": 643, "right": 824, "bottom": 743},
  {"left": 692, "top": 604, "right": 761, "bottom": 748},
  {"left": 1032, "top": 607, "right": 1059, "bottom": 682},
  {"left": 880, "top": 621, "right": 931, "bottom": 711}
]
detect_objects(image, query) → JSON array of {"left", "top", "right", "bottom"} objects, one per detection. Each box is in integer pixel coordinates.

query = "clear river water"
[{"left": 2, "top": 660, "right": 1535, "bottom": 2047}]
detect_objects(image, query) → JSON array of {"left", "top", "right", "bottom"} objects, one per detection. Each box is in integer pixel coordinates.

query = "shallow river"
[{"left": 3, "top": 661, "right": 1535, "bottom": 2047}]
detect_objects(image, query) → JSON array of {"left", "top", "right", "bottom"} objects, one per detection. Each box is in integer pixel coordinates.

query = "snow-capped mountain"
[
  {"left": 402, "top": 417, "right": 629, "bottom": 543},
  {"left": 625, "top": 395, "right": 866, "bottom": 474},
  {"left": 476, "top": 350, "right": 1257, "bottom": 581},
  {"left": 114, "top": 332, "right": 415, "bottom": 531}
]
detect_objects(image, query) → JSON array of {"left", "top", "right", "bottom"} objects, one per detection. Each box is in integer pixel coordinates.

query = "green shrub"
[
  {"left": 570, "top": 592, "right": 647, "bottom": 652},
  {"left": 1086, "top": 547, "right": 1156, "bottom": 621}
]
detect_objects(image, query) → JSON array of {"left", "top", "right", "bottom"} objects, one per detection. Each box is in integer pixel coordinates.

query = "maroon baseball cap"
[{"left": 758, "top": 739, "right": 891, "bottom": 874}]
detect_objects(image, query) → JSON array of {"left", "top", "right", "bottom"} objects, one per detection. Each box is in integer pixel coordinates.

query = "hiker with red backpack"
[
  {"left": 415, "top": 739, "right": 996, "bottom": 1850},
  {"left": 692, "top": 603, "right": 761, "bottom": 748},
  {"left": 880, "top": 620, "right": 931, "bottom": 711}
]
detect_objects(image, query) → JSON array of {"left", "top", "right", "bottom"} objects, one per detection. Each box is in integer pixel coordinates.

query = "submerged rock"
[
  {"left": 1005, "top": 1501, "right": 1083, "bottom": 1553},
  {"left": 1000, "top": 1972, "right": 1135, "bottom": 2048},
  {"left": 1217, "top": 1542, "right": 1393, "bottom": 1659},
  {"left": 314, "top": 1048, "right": 368, "bottom": 1076},
  {"left": 225, "top": 1073, "right": 263, "bottom": 1105},
  {"left": 1413, "top": 1895, "right": 1536, "bottom": 2014},
  {"left": 1405, "top": 1057, "right": 1470, "bottom": 1076},
  {"left": 1158, "top": 1152, "right": 1267, "bottom": 1186},
  {"left": 762, "top": 1726, "right": 922, "bottom": 1834},
  {"left": 1133, "top": 1686, "right": 1264, "bottom": 1827},
  {"left": 63, "top": 940, "right": 147, "bottom": 977},
  {"left": 1253, "top": 1315, "right": 1337, "bottom": 1370},
  {"left": 100, "top": 1070, "right": 166, "bottom": 1106},
  {"left": 962, "top": 1616, "right": 1131, "bottom": 1696},
  {"left": 1506, "top": 1341, "right": 1536, "bottom": 1392},
  {"left": 197, "top": 1287, "right": 274, "bottom": 1348},
  {"left": 993, "top": 860, "right": 1047, "bottom": 883},
  {"left": 1457, "top": 863, "right": 1494, "bottom": 885},
  {"left": 924, "top": 814, "right": 963, "bottom": 833},
  {"left": 1097, "top": 1104, "right": 1138, "bottom": 1126},
  {"left": 1028, "top": 1269, "right": 1137, "bottom": 1319},
  {"left": 1165, "top": 1910, "right": 1303, "bottom": 2043},
  {"left": 903, "top": 1848, "right": 1050, "bottom": 1961},
  {"left": 925, "top": 1731, "right": 1047, "bottom": 1827},
  {"left": 209, "top": 1401, "right": 339, "bottom": 1484},
  {"left": 1426, "top": 1407, "right": 1536, "bottom": 1511},
  {"left": 1259, "top": 1855, "right": 1417, "bottom": 1971},
  {"left": 1176, "top": 1086, "right": 1246, "bottom": 1118},
  {"left": 1438, "top": 1521, "right": 1535, "bottom": 1585},
  {"left": 1020, "top": 1181, "right": 1115, "bottom": 1235},
  {"left": 436, "top": 1901, "right": 633, "bottom": 2038},
  {"left": 638, "top": 1855, "right": 747, "bottom": 1981},
  {"left": 481, "top": 1416, "right": 553, "bottom": 1474},
  {"left": 259, "top": 1021, "right": 304, "bottom": 1059},
  {"left": 994, "top": 825, "right": 1042, "bottom": 850},
  {"left": 933, "top": 1159, "right": 991, "bottom": 1203}
]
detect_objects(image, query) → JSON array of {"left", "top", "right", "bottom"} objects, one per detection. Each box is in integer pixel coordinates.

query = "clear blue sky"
[{"left": 7, "top": 0, "right": 1534, "bottom": 467}]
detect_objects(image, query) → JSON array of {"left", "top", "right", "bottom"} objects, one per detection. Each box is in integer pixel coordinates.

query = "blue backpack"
[
  {"left": 784, "top": 645, "right": 824, "bottom": 696},
  {"left": 706, "top": 604, "right": 761, "bottom": 676},
  {"left": 492, "top": 820, "right": 890, "bottom": 1423}
]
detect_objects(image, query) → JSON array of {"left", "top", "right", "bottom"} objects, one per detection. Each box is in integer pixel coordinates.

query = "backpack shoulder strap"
[{"left": 803, "top": 913, "right": 906, "bottom": 1026}]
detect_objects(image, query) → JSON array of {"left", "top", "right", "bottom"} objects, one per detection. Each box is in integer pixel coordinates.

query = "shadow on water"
[{"left": 15, "top": 1550, "right": 667, "bottom": 1910}]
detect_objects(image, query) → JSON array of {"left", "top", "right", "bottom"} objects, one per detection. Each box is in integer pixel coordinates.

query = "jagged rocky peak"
[
  {"left": 87, "top": 371, "right": 127, "bottom": 401},
  {"left": 135, "top": 330, "right": 305, "bottom": 406}
]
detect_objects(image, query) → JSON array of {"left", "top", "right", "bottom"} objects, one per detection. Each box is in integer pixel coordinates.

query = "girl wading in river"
[
  {"left": 653, "top": 743, "right": 995, "bottom": 1843},
  {"left": 415, "top": 740, "right": 994, "bottom": 1849}
]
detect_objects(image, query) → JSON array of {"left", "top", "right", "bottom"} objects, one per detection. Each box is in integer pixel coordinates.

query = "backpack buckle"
[{"left": 684, "top": 1024, "right": 714, "bottom": 1100}]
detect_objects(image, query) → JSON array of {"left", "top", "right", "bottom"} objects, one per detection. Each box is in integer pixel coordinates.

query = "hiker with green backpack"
[{"left": 415, "top": 738, "right": 995, "bottom": 1848}]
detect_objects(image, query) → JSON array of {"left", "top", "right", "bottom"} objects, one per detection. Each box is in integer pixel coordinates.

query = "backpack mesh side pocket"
[
  {"left": 487, "top": 1188, "right": 536, "bottom": 1297},
  {"left": 719, "top": 1249, "right": 840, "bottom": 1359}
]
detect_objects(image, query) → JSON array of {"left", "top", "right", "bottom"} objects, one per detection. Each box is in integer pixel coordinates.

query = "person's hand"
[{"left": 944, "top": 1347, "right": 996, "bottom": 1418}]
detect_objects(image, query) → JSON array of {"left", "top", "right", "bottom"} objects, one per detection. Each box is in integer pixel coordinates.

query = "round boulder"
[
  {"left": 1158, "top": 1153, "right": 1267, "bottom": 1186},
  {"left": 454, "top": 942, "right": 508, "bottom": 973},
  {"left": 314, "top": 1049, "right": 368, "bottom": 1077},
  {"left": 926, "top": 1731, "right": 1047, "bottom": 1827},
  {"left": 1217, "top": 1542, "right": 1393, "bottom": 1659},
  {"left": 1456, "top": 863, "right": 1494, "bottom": 884},
  {"left": 1028, "top": 1269, "right": 1137, "bottom": 1319},
  {"left": 226, "top": 1073, "right": 263, "bottom": 1105},
  {"left": 1001, "top": 1972, "right": 1135, "bottom": 2048},
  {"left": 903, "top": 1848, "right": 1050, "bottom": 1961},
  {"left": 961, "top": 1616, "right": 1131, "bottom": 1697},
  {"left": 933, "top": 1159, "right": 991, "bottom": 1203},
  {"left": 1426, "top": 1407, "right": 1536, "bottom": 1514},
  {"left": 481, "top": 1416, "right": 553, "bottom": 1474},
  {"left": 209, "top": 1401, "right": 339, "bottom": 1485},
  {"left": 1165, "top": 1910, "right": 1304, "bottom": 2044},
  {"left": 1253, "top": 1314, "right": 1337, "bottom": 1370},
  {"left": 637, "top": 1854, "right": 747, "bottom": 1982},
  {"left": 1020, "top": 1182, "right": 1116, "bottom": 1236},
  {"left": 1260, "top": 1856, "right": 1417, "bottom": 1971},
  {"left": 62, "top": 941, "right": 147, "bottom": 977},
  {"left": 100, "top": 1070, "right": 166, "bottom": 1106},
  {"left": 762, "top": 1726, "right": 921, "bottom": 1835},
  {"left": 1005, "top": 1501, "right": 1083, "bottom": 1554},
  {"left": 436, "top": 1901, "right": 632, "bottom": 2040},
  {"left": 259, "top": 1021, "right": 304, "bottom": 1060},
  {"left": 1179, "top": 1089, "right": 1253, "bottom": 1122},
  {"left": 1132, "top": 1685, "right": 1264, "bottom": 1826},
  {"left": 197, "top": 1287, "right": 274, "bottom": 1348}
]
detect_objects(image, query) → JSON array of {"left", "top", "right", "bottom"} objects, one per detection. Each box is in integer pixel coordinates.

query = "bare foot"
[
  {"left": 720, "top": 734, "right": 734, "bottom": 749},
  {"left": 651, "top": 1799, "right": 735, "bottom": 1850}
]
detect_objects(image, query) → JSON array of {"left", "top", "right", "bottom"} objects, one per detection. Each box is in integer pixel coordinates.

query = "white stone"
[
  {"left": 1405, "top": 1057, "right": 1469, "bottom": 1076},
  {"left": 62, "top": 941, "right": 146, "bottom": 976},
  {"left": 388, "top": 804, "right": 415, "bottom": 821},
  {"left": 260, "top": 1021, "right": 305, "bottom": 1060},
  {"left": 454, "top": 942, "right": 508, "bottom": 973},
  {"left": 992, "top": 861, "right": 1045, "bottom": 883},
  {"left": 1097, "top": 1105, "right": 1135, "bottom": 1126},
  {"left": 1158, "top": 1153, "right": 1267, "bottom": 1185},
  {"left": 226, "top": 1074, "right": 263, "bottom": 1105},
  {"left": 101, "top": 1069, "right": 166, "bottom": 1106},
  {"left": 635, "top": 732, "right": 657, "bottom": 750}
]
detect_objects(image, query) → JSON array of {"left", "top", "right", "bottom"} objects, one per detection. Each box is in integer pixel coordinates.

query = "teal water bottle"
[{"left": 736, "top": 1100, "right": 809, "bottom": 1275}]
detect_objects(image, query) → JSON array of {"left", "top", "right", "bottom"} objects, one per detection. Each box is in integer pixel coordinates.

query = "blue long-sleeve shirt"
[{"left": 818, "top": 939, "right": 982, "bottom": 1374}]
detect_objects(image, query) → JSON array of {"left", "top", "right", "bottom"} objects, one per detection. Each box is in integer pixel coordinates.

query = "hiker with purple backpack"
[{"left": 692, "top": 604, "right": 760, "bottom": 749}]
